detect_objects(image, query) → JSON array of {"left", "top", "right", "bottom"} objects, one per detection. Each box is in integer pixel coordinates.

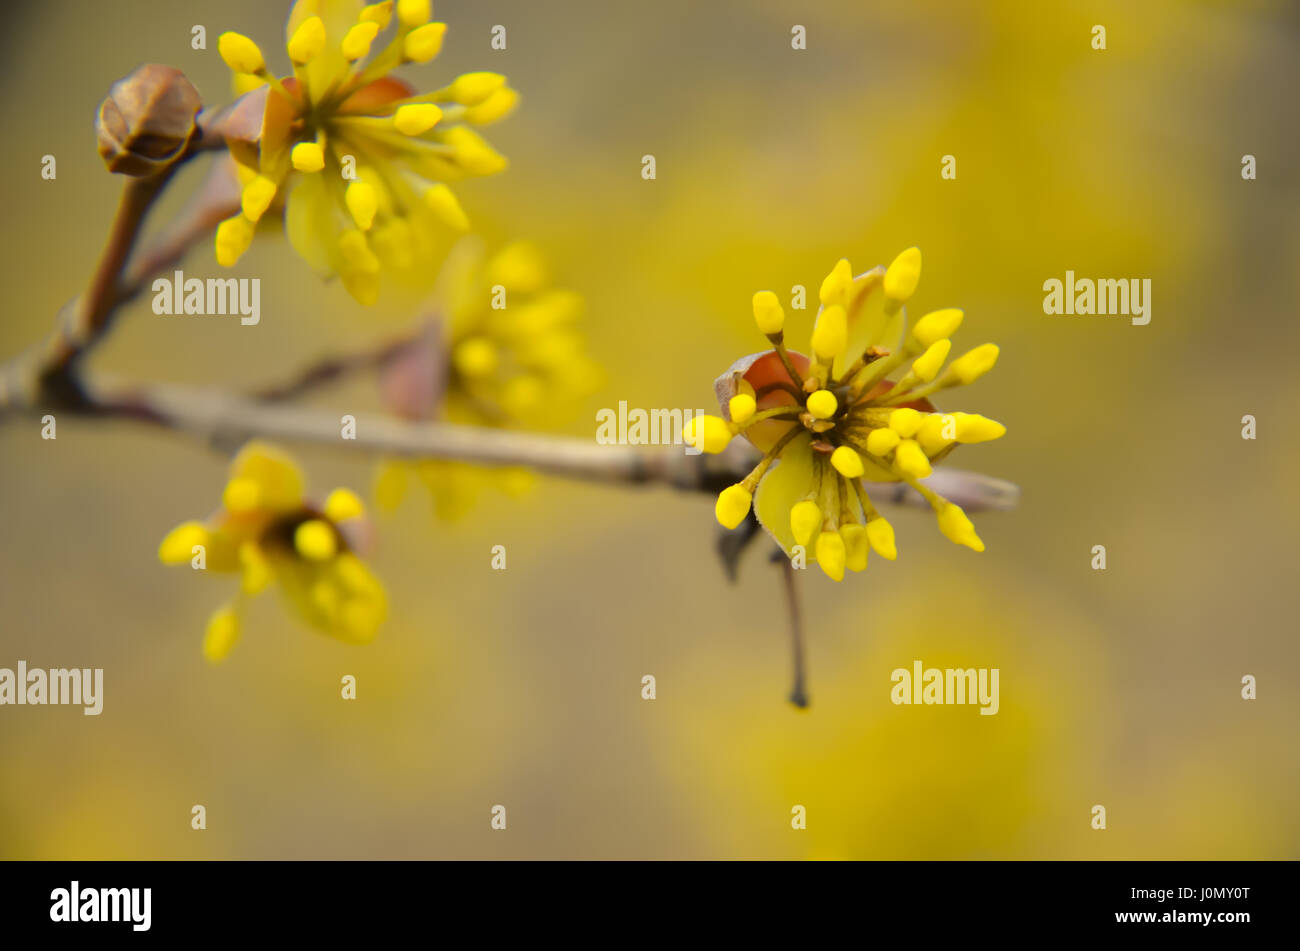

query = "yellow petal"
[
  {"left": 753, "top": 434, "right": 816, "bottom": 554},
  {"left": 228, "top": 441, "right": 306, "bottom": 513},
  {"left": 202, "top": 605, "right": 241, "bottom": 663}
]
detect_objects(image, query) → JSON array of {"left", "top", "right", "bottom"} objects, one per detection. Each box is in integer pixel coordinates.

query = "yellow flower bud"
[
  {"left": 291, "top": 141, "right": 325, "bottom": 172},
  {"left": 463, "top": 87, "right": 519, "bottom": 125},
  {"left": 728, "top": 393, "right": 757, "bottom": 424},
  {"left": 910, "top": 338, "right": 950, "bottom": 382},
  {"left": 215, "top": 214, "right": 255, "bottom": 267},
  {"left": 294, "top": 519, "right": 338, "bottom": 561},
  {"left": 865, "top": 427, "right": 900, "bottom": 456},
  {"left": 916, "top": 413, "right": 955, "bottom": 455},
  {"left": 815, "top": 531, "right": 847, "bottom": 581},
  {"left": 203, "top": 606, "right": 241, "bottom": 664},
  {"left": 887, "top": 407, "right": 923, "bottom": 437},
  {"left": 811, "top": 304, "right": 847, "bottom": 361},
  {"left": 394, "top": 103, "right": 442, "bottom": 135},
  {"left": 453, "top": 337, "right": 497, "bottom": 377},
  {"left": 451, "top": 71, "right": 507, "bottom": 106},
  {"left": 239, "top": 542, "right": 272, "bottom": 595},
  {"left": 341, "top": 21, "right": 381, "bottom": 61},
  {"left": 218, "top": 32, "right": 265, "bottom": 74},
  {"left": 790, "top": 500, "right": 823, "bottom": 548},
  {"left": 818, "top": 257, "right": 853, "bottom": 308},
  {"left": 911, "top": 308, "right": 963, "bottom": 348},
  {"left": 345, "top": 181, "right": 379, "bottom": 230},
  {"left": 948, "top": 344, "right": 1000, "bottom": 384},
  {"left": 752, "top": 290, "right": 784, "bottom": 335},
  {"left": 397, "top": 0, "right": 430, "bottom": 26},
  {"left": 222, "top": 476, "right": 262, "bottom": 513},
  {"left": 338, "top": 230, "right": 380, "bottom": 274},
  {"left": 158, "top": 521, "right": 208, "bottom": 564},
  {"left": 936, "top": 502, "right": 985, "bottom": 552},
  {"left": 324, "top": 488, "right": 366, "bottom": 523},
  {"left": 683, "top": 415, "right": 733, "bottom": 454},
  {"left": 894, "top": 438, "right": 932, "bottom": 478},
  {"left": 240, "top": 175, "right": 278, "bottom": 222},
  {"left": 361, "top": 3, "right": 395, "bottom": 28},
  {"left": 865, "top": 517, "right": 897, "bottom": 560},
  {"left": 715, "top": 484, "right": 753, "bottom": 530},
  {"left": 830, "top": 445, "right": 864, "bottom": 479},
  {"left": 287, "top": 16, "right": 326, "bottom": 65},
  {"left": 806, "top": 389, "right": 838, "bottom": 420},
  {"left": 404, "top": 22, "right": 447, "bottom": 62},
  {"left": 883, "top": 246, "right": 921, "bottom": 301},
  {"left": 954, "top": 412, "right": 1006, "bottom": 443},
  {"left": 424, "top": 184, "right": 469, "bottom": 230},
  {"left": 840, "top": 523, "right": 869, "bottom": 572}
]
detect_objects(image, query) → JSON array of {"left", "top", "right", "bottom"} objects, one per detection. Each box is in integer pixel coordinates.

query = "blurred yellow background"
[{"left": 1, "top": 0, "right": 1297, "bottom": 858}]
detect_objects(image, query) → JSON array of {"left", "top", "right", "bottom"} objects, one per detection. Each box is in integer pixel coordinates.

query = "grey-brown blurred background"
[{"left": 1, "top": 0, "right": 1297, "bottom": 858}]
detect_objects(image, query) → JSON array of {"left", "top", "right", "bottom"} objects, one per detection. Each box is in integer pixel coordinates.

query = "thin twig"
[{"left": 778, "top": 555, "right": 809, "bottom": 709}]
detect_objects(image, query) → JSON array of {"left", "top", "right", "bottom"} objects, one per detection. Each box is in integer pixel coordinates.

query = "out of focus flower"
[
  {"left": 698, "top": 249, "right": 1006, "bottom": 580},
  {"left": 374, "top": 239, "right": 603, "bottom": 518},
  {"left": 159, "top": 441, "right": 387, "bottom": 661},
  {"left": 212, "top": 0, "right": 517, "bottom": 303}
]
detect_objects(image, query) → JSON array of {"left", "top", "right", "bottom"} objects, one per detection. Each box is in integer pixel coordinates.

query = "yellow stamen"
[
  {"left": 936, "top": 502, "right": 985, "bottom": 552},
  {"left": 294, "top": 519, "right": 338, "bottom": 561},
  {"left": 240, "top": 175, "right": 278, "bottom": 222},
  {"left": 324, "top": 488, "right": 366, "bottom": 523},
  {"left": 202, "top": 606, "right": 241, "bottom": 664},
  {"left": 887, "top": 407, "right": 923, "bottom": 437},
  {"left": 790, "top": 500, "right": 823, "bottom": 548},
  {"left": 342, "top": 22, "right": 381, "bottom": 61},
  {"left": 683, "top": 415, "right": 733, "bottom": 454},
  {"left": 883, "top": 246, "right": 922, "bottom": 302},
  {"left": 818, "top": 258, "right": 853, "bottom": 308},
  {"left": 396, "top": 0, "right": 430, "bottom": 26},
  {"left": 752, "top": 290, "right": 784, "bottom": 335},
  {"left": 404, "top": 22, "right": 447, "bottom": 62},
  {"left": 424, "top": 184, "right": 470, "bottom": 230},
  {"left": 217, "top": 32, "right": 265, "bottom": 74},
  {"left": 947, "top": 344, "right": 1000, "bottom": 384},
  {"left": 345, "top": 181, "right": 379, "bottom": 230},
  {"left": 810, "top": 304, "right": 847, "bottom": 362},
  {"left": 912, "top": 308, "right": 963, "bottom": 348},
  {"left": 453, "top": 337, "right": 498, "bottom": 377},
  {"left": 894, "top": 439, "right": 932, "bottom": 478},
  {"left": 393, "top": 103, "right": 443, "bottom": 135},
  {"left": 806, "top": 389, "right": 838, "bottom": 420},
  {"left": 450, "top": 72, "right": 507, "bottom": 106},
  {"left": 910, "top": 338, "right": 951, "bottom": 382},
  {"left": 287, "top": 16, "right": 327, "bottom": 65},
  {"left": 728, "top": 393, "right": 757, "bottom": 424},
  {"left": 291, "top": 141, "right": 326, "bottom": 172},
  {"left": 830, "top": 446, "right": 864, "bottom": 479},
  {"left": 865, "top": 427, "right": 900, "bottom": 456},
  {"left": 815, "top": 531, "right": 847, "bottom": 581},
  {"left": 215, "top": 215, "right": 255, "bottom": 267},
  {"left": 865, "top": 517, "right": 897, "bottom": 560}
]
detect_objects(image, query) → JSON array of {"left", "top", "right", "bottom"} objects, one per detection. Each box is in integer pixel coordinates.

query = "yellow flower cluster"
[
  {"left": 214, "top": 0, "right": 517, "bottom": 303},
  {"left": 693, "top": 249, "right": 1007, "bottom": 581},
  {"left": 159, "top": 442, "right": 387, "bottom": 661},
  {"left": 374, "top": 240, "right": 602, "bottom": 519}
]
